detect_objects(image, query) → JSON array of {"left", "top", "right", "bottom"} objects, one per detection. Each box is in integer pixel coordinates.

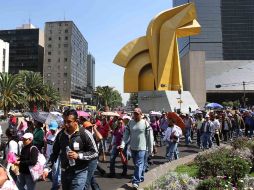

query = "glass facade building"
[
  {"left": 173, "top": 0, "right": 254, "bottom": 60},
  {"left": 0, "top": 29, "right": 44, "bottom": 74}
]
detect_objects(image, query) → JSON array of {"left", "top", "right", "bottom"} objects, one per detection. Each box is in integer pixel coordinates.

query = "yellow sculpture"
[{"left": 113, "top": 3, "right": 201, "bottom": 92}]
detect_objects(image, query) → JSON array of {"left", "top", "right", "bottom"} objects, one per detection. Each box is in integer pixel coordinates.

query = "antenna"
[{"left": 29, "top": 16, "right": 31, "bottom": 28}]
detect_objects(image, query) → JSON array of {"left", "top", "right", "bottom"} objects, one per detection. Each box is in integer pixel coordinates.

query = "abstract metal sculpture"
[{"left": 113, "top": 3, "right": 201, "bottom": 92}]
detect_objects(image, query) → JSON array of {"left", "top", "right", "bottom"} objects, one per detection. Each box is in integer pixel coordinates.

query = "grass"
[
  {"left": 175, "top": 163, "right": 199, "bottom": 177},
  {"left": 250, "top": 172, "right": 254, "bottom": 177}
]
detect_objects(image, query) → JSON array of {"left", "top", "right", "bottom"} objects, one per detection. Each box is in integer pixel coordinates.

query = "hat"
[
  {"left": 83, "top": 121, "right": 93, "bottom": 128},
  {"left": 49, "top": 120, "right": 58, "bottom": 130},
  {"left": 123, "top": 115, "right": 131, "bottom": 120},
  {"left": 22, "top": 133, "right": 33, "bottom": 140},
  {"left": 133, "top": 108, "right": 142, "bottom": 115},
  {"left": 228, "top": 113, "right": 232, "bottom": 117},
  {"left": 205, "top": 114, "right": 210, "bottom": 118}
]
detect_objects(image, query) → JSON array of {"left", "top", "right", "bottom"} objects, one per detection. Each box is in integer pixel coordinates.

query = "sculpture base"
[{"left": 138, "top": 91, "right": 199, "bottom": 113}]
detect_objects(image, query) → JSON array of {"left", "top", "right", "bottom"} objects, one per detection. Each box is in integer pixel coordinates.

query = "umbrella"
[
  {"left": 77, "top": 111, "right": 90, "bottom": 117},
  {"left": 150, "top": 111, "right": 162, "bottom": 117},
  {"left": 101, "top": 112, "right": 120, "bottom": 117},
  {"left": 167, "top": 112, "right": 185, "bottom": 130},
  {"left": 205, "top": 103, "right": 223, "bottom": 109},
  {"left": 50, "top": 111, "right": 62, "bottom": 117},
  {"left": 31, "top": 112, "right": 63, "bottom": 126}
]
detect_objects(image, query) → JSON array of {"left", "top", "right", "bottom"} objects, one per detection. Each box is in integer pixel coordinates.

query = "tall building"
[
  {"left": 173, "top": 0, "right": 254, "bottom": 106},
  {"left": 0, "top": 39, "right": 9, "bottom": 73},
  {"left": 0, "top": 24, "right": 44, "bottom": 74},
  {"left": 44, "top": 21, "right": 88, "bottom": 102}
]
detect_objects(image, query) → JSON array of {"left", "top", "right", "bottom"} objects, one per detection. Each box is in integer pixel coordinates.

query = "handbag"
[{"left": 28, "top": 146, "right": 46, "bottom": 181}]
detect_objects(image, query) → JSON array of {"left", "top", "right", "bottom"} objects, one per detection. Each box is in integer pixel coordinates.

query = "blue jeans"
[
  {"left": 51, "top": 158, "right": 61, "bottom": 190},
  {"left": 143, "top": 151, "right": 149, "bottom": 172},
  {"left": 185, "top": 127, "right": 192, "bottom": 145},
  {"left": 166, "top": 141, "right": 178, "bottom": 161},
  {"left": 17, "top": 173, "right": 36, "bottom": 190},
  {"left": 131, "top": 150, "right": 146, "bottom": 185},
  {"left": 84, "top": 158, "right": 101, "bottom": 190},
  {"left": 61, "top": 167, "right": 88, "bottom": 190},
  {"left": 202, "top": 133, "right": 212, "bottom": 149},
  {"left": 110, "top": 146, "right": 127, "bottom": 174}
]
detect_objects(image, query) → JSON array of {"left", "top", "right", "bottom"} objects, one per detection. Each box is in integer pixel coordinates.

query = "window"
[
  {"left": 47, "top": 73, "right": 51, "bottom": 77},
  {"left": 48, "top": 52, "right": 51, "bottom": 55},
  {"left": 64, "top": 73, "right": 67, "bottom": 77},
  {"left": 47, "top": 44, "right": 52, "bottom": 48},
  {"left": 59, "top": 37, "right": 61, "bottom": 40},
  {"left": 64, "top": 58, "right": 68, "bottom": 62},
  {"left": 48, "top": 37, "right": 52, "bottom": 41},
  {"left": 58, "top": 44, "right": 61, "bottom": 48},
  {"left": 57, "top": 73, "right": 61, "bottom": 77},
  {"left": 58, "top": 30, "right": 61, "bottom": 34},
  {"left": 57, "top": 65, "right": 60, "bottom": 69},
  {"left": 64, "top": 44, "right": 68, "bottom": 47},
  {"left": 65, "top": 29, "right": 68, "bottom": 33},
  {"left": 58, "top": 58, "right": 60, "bottom": 62},
  {"left": 47, "top": 66, "right": 51, "bottom": 70},
  {"left": 65, "top": 36, "right": 68, "bottom": 40},
  {"left": 48, "top": 59, "right": 51, "bottom": 62},
  {"left": 65, "top": 23, "right": 68, "bottom": 26},
  {"left": 63, "top": 80, "right": 67, "bottom": 84},
  {"left": 63, "top": 88, "right": 67, "bottom": 91},
  {"left": 59, "top": 23, "right": 62, "bottom": 26},
  {"left": 49, "top": 30, "right": 52, "bottom": 34}
]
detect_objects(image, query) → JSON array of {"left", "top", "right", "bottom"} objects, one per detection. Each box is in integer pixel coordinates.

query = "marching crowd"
[{"left": 0, "top": 107, "right": 253, "bottom": 190}]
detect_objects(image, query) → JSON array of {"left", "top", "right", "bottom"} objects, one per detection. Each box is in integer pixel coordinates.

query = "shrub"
[
  {"left": 146, "top": 172, "right": 199, "bottom": 190},
  {"left": 231, "top": 137, "right": 250, "bottom": 150},
  {"left": 194, "top": 147, "right": 251, "bottom": 188},
  {"left": 196, "top": 177, "right": 232, "bottom": 190}
]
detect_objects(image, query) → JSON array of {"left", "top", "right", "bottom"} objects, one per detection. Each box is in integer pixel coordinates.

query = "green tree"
[
  {"left": 19, "top": 71, "right": 45, "bottom": 111},
  {"left": 0, "top": 73, "right": 22, "bottom": 116},
  {"left": 41, "top": 84, "right": 60, "bottom": 111},
  {"left": 128, "top": 93, "right": 138, "bottom": 108},
  {"left": 95, "top": 86, "right": 122, "bottom": 110}
]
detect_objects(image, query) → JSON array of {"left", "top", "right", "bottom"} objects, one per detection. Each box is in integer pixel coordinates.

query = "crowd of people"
[{"left": 0, "top": 107, "right": 253, "bottom": 190}]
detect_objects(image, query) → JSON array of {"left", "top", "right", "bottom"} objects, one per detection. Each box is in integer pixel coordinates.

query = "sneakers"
[{"left": 132, "top": 183, "right": 139, "bottom": 189}]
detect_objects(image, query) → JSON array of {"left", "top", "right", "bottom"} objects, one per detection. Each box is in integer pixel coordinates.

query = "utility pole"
[{"left": 243, "top": 81, "right": 246, "bottom": 108}]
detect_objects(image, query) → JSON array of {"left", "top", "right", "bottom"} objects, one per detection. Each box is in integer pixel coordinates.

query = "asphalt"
[{"left": 0, "top": 121, "right": 200, "bottom": 190}]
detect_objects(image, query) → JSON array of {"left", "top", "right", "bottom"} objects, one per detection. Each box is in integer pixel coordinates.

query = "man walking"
[
  {"left": 121, "top": 108, "right": 154, "bottom": 189},
  {"left": 43, "top": 109, "right": 98, "bottom": 190}
]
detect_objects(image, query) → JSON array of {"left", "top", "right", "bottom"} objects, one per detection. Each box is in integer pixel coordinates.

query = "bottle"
[{"left": 66, "top": 146, "right": 75, "bottom": 166}]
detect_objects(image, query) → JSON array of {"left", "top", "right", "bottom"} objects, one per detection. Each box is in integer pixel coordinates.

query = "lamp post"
[{"left": 177, "top": 88, "right": 182, "bottom": 112}]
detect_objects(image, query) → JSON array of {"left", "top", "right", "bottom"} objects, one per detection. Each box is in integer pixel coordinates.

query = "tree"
[
  {"left": 128, "top": 93, "right": 138, "bottom": 108},
  {"left": 41, "top": 84, "right": 60, "bottom": 111},
  {"left": 95, "top": 86, "right": 123, "bottom": 110},
  {"left": 19, "top": 71, "right": 45, "bottom": 111},
  {"left": 0, "top": 73, "right": 22, "bottom": 116}
]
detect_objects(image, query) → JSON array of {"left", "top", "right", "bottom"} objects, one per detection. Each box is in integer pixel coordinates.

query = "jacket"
[
  {"left": 48, "top": 127, "right": 98, "bottom": 171},
  {"left": 19, "top": 143, "right": 38, "bottom": 174}
]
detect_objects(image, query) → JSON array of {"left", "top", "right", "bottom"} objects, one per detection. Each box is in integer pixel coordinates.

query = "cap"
[
  {"left": 228, "top": 113, "right": 232, "bottom": 117},
  {"left": 83, "top": 121, "right": 93, "bottom": 128},
  {"left": 205, "top": 114, "right": 210, "bottom": 118},
  {"left": 49, "top": 120, "right": 58, "bottom": 130},
  {"left": 133, "top": 108, "right": 142, "bottom": 115},
  {"left": 22, "top": 133, "right": 33, "bottom": 140},
  {"left": 123, "top": 115, "right": 131, "bottom": 120}
]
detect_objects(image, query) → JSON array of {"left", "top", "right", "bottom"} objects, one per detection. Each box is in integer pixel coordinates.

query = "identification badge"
[{"left": 73, "top": 142, "right": 80, "bottom": 150}]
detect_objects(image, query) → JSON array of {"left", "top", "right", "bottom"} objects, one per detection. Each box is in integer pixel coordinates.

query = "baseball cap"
[
  {"left": 22, "top": 133, "right": 33, "bottom": 140},
  {"left": 83, "top": 121, "right": 93, "bottom": 128},
  {"left": 205, "top": 114, "right": 210, "bottom": 118},
  {"left": 133, "top": 108, "right": 142, "bottom": 115},
  {"left": 49, "top": 120, "right": 58, "bottom": 130}
]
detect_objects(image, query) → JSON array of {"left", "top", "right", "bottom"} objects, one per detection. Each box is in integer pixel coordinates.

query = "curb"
[{"left": 116, "top": 153, "right": 198, "bottom": 190}]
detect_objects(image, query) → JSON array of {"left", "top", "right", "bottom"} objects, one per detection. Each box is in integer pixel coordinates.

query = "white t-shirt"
[
  {"left": 212, "top": 119, "right": 221, "bottom": 132},
  {"left": 163, "top": 125, "right": 182, "bottom": 142}
]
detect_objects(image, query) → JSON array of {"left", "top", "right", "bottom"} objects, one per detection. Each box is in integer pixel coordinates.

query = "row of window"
[
  {"left": 48, "top": 29, "right": 69, "bottom": 34},
  {"left": 48, "top": 36, "right": 68, "bottom": 41},
  {"left": 47, "top": 58, "right": 68, "bottom": 62},
  {"left": 46, "top": 73, "right": 67, "bottom": 77},
  {"left": 47, "top": 44, "right": 68, "bottom": 48},
  {"left": 47, "top": 65, "right": 68, "bottom": 70}
]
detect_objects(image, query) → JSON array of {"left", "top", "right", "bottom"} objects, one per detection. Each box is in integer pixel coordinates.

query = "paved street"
[{"left": 0, "top": 121, "right": 200, "bottom": 190}]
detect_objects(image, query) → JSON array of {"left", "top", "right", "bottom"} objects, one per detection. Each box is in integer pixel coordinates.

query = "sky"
[{"left": 0, "top": 0, "right": 172, "bottom": 104}]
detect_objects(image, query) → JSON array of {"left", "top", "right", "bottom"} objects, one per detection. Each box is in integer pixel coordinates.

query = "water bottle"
[{"left": 66, "top": 146, "right": 75, "bottom": 166}]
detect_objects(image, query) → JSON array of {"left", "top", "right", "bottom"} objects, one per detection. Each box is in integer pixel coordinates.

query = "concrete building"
[
  {"left": 44, "top": 21, "right": 88, "bottom": 102},
  {"left": 173, "top": 0, "right": 254, "bottom": 107},
  {"left": 0, "top": 24, "right": 44, "bottom": 74},
  {"left": 0, "top": 39, "right": 9, "bottom": 73}
]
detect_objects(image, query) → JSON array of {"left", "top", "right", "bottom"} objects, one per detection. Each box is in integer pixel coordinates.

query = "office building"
[
  {"left": 0, "top": 24, "right": 44, "bottom": 74},
  {"left": 0, "top": 39, "right": 9, "bottom": 73},
  {"left": 87, "top": 53, "right": 95, "bottom": 90},
  {"left": 173, "top": 0, "right": 254, "bottom": 106},
  {"left": 44, "top": 21, "right": 88, "bottom": 102}
]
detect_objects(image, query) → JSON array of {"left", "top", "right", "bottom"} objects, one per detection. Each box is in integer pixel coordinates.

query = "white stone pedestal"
[{"left": 138, "top": 91, "right": 199, "bottom": 113}]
